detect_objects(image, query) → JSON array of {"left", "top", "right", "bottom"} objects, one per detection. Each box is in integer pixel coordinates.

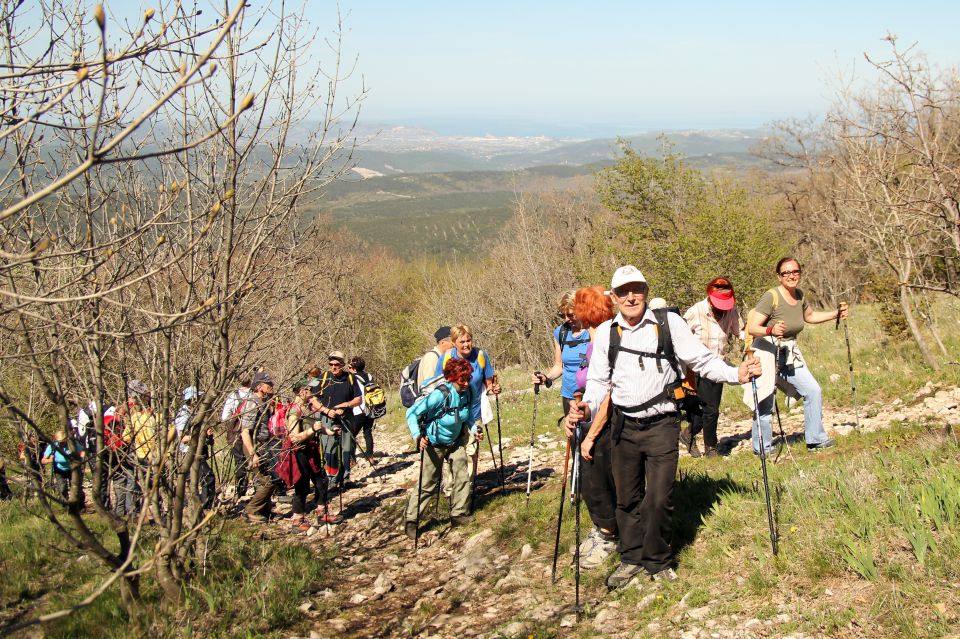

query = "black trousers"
[
  {"left": 291, "top": 450, "right": 328, "bottom": 515},
  {"left": 611, "top": 413, "right": 680, "bottom": 573},
  {"left": 686, "top": 375, "right": 723, "bottom": 449},
  {"left": 580, "top": 426, "right": 618, "bottom": 534},
  {"left": 353, "top": 415, "right": 375, "bottom": 457}
]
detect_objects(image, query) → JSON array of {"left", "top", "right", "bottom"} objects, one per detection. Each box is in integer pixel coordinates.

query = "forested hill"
[{"left": 313, "top": 128, "right": 779, "bottom": 259}]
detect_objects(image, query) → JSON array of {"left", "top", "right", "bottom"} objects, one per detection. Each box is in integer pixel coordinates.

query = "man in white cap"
[{"left": 568, "top": 265, "right": 760, "bottom": 588}]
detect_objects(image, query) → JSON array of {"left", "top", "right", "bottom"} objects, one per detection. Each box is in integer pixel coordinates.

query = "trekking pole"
[
  {"left": 469, "top": 437, "right": 480, "bottom": 513},
  {"left": 836, "top": 303, "right": 861, "bottom": 430},
  {"left": 414, "top": 438, "right": 426, "bottom": 551},
  {"left": 321, "top": 473, "right": 331, "bottom": 536},
  {"left": 747, "top": 348, "right": 779, "bottom": 556},
  {"left": 483, "top": 423, "right": 504, "bottom": 490},
  {"left": 492, "top": 375, "right": 505, "bottom": 483},
  {"left": 550, "top": 434, "right": 572, "bottom": 583},
  {"left": 434, "top": 465, "right": 444, "bottom": 520},
  {"left": 526, "top": 374, "right": 542, "bottom": 508},
  {"left": 572, "top": 414, "right": 582, "bottom": 620}
]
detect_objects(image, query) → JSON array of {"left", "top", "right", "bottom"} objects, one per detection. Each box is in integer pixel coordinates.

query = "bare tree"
[{"left": 0, "top": 0, "right": 363, "bottom": 626}]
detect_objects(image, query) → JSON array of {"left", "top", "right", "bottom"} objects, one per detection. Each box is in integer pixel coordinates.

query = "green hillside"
[{"left": 319, "top": 191, "right": 516, "bottom": 257}]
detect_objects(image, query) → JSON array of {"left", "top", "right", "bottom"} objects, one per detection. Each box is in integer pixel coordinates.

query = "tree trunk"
[{"left": 899, "top": 284, "right": 939, "bottom": 370}]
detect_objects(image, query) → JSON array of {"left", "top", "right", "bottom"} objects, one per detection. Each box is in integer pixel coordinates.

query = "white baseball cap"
[{"left": 610, "top": 265, "right": 647, "bottom": 290}]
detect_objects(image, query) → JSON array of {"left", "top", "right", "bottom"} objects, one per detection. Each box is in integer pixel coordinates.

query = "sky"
[
  {"left": 99, "top": 1, "right": 960, "bottom": 138},
  {"left": 327, "top": 0, "right": 960, "bottom": 136}
]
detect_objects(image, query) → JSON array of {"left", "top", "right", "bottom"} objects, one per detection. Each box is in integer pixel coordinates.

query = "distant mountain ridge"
[{"left": 339, "top": 122, "right": 772, "bottom": 174}]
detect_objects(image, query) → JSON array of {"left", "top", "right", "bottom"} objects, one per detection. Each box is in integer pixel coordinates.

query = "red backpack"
[
  {"left": 103, "top": 414, "right": 126, "bottom": 452},
  {"left": 268, "top": 402, "right": 298, "bottom": 439}
]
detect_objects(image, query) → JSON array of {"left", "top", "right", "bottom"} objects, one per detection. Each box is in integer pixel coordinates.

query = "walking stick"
[
  {"left": 836, "top": 303, "right": 860, "bottom": 430},
  {"left": 572, "top": 412, "right": 582, "bottom": 620},
  {"left": 550, "top": 435, "right": 572, "bottom": 583},
  {"left": 492, "top": 375, "right": 505, "bottom": 483},
  {"left": 468, "top": 439, "right": 479, "bottom": 513},
  {"left": 747, "top": 349, "right": 779, "bottom": 556},
  {"left": 484, "top": 423, "right": 503, "bottom": 490},
  {"left": 322, "top": 473, "right": 331, "bottom": 537},
  {"left": 414, "top": 442, "right": 426, "bottom": 551},
  {"left": 526, "top": 374, "right": 542, "bottom": 508}
]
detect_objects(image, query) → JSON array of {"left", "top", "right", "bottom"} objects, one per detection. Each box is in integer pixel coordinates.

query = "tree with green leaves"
[{"left": 594, "top": 140, "right": 789, "bottom": 313}]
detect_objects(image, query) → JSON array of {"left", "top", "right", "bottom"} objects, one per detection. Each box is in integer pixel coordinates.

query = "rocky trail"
[{"left": 254, "top": 383, "right": 960, "bottom": 639}]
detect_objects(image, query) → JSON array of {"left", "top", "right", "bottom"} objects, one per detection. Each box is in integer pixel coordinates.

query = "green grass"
[
  {"left": 380, "top": 352, "right": 960, "bottom": 637},
  {"left": 716, "top": 297, "right": 960, "bottom": 418},
  {"left": 0, "top": 503, "right": 336, "bottom": 638}
]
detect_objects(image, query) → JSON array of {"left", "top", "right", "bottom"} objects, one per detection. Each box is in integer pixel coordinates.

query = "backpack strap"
[
  {"left": 559, "top": 324, "right": 590, "bottom": 352},
  {"left": 607, "top": 309, "right": 684, "bottom": 415}
]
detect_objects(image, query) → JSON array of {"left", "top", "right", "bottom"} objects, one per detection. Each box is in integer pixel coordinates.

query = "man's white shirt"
[{"left": 583, "top": 309, "right": 740, "bottom": 420}]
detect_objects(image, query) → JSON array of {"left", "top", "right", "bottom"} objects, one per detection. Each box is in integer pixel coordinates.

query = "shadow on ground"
[{"left": 672, "top": 470, "right": 750, "bottom": 554}]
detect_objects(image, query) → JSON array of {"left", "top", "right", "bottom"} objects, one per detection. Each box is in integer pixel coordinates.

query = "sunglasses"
[
  {"left": 778, "top": 269, "right": 802, "bottom": 277},
  {"left": 328, "top": 361, "right": 343, "bottom": 367}
]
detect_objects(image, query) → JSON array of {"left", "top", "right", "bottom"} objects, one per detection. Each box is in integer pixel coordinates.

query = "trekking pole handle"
[
  {"left": 835, "top": 304, "right": 841, "bottom": 330},
  {"left": 533, "top": 371, "right": 543, "bottom": 394},
  {"left": 745, "top": 348, "right": 761, "bottom": 381}
]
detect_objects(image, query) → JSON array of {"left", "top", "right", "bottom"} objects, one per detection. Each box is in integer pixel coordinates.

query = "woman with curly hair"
[{"left": 403, "top": 358, "right": 475, "bottom": 539}]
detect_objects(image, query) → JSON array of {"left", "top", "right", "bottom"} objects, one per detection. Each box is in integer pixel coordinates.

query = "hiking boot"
[
  {"left": 703, "top": 446, "right": 719, "bottom": 458},
  {"left": 651, "top": 567, "right": 678, "bottom": 582},
  {"left": 318, "top": 512, "right": 342, "bottom": 524},
  {"left": 450, "top": 514, "right": 473, "bottom": 527},
  {"left": 680, "top": 427, "right": 701, "bottom": 458},
  {"left": 578, "top": 527, "right": 617, "bottom": 570},
  {"left": 289, "top": 515, "right": 310, "bottom": 531},
  {"left": 807, "top": 438, "right": 836, "bottom": 451},
  {"left": 404, "top": 521, "right": 418, "bottom": 540},
  {"left": 244, "top": 512, "right": 268, "bottom": 524},
  {"left": 606, "top": 562, "right": 644, "bottom": 589}
]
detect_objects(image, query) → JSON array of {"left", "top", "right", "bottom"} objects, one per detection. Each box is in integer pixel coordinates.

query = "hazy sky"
[
  {"left": 328, "top": 0, "right": 959, "bottom": 135},
  {"left": 99, "top": 1, "right": 959, "bottom": 137}
]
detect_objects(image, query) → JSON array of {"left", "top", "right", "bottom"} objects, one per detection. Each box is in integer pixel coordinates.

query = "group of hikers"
[
  {"left": 12, "top": 352, "right": 388, "bottom": 530},
  {"left": 8, "top": 255, "right": 851, "bottom": 594},
  {"left": 403, "top": 257, "right": 847, "bottom": 590}
]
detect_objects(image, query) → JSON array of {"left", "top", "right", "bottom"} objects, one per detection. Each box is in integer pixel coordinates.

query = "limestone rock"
[
  {"left": 688, "top": 605, "right": 710, "bottom": 620},
  {"left": 498, "top": 621, "right": 527, "bottom": 637},
  {"left": 520, "top": 543, "right": 533, "bottom": 561}
]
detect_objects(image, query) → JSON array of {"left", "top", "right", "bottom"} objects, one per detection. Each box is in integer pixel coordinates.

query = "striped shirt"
[
  {"left": 583, "top": 309, "right": 740, "bottom": 419},
  {"left": 683, "top": 298, "right": 742, "bottom": 360}
]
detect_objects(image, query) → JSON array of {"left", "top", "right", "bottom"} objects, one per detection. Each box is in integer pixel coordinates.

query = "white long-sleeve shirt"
[{"left": 583, "top": 309, "right": 740, "bottom": 419}]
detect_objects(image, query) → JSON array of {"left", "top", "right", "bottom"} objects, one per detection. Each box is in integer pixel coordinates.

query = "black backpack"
[{"left": 607, "top": 307, "right": 686, "bottom": 418}]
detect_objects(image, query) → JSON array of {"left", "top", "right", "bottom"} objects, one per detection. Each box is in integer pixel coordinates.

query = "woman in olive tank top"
[{"left": 745, "top": 257, "right": 848, "bottom": 453}]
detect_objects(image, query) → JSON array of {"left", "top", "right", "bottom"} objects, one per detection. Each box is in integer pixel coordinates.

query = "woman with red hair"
[
  {"left": 403, "top": 358, "right": 475, "bottom": 539},
  {"left": 680, "top": 277, "right": 743, "bottom": 457},
  {"left": 565, "top": 285, "right": 618, "bottom": 570}
]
